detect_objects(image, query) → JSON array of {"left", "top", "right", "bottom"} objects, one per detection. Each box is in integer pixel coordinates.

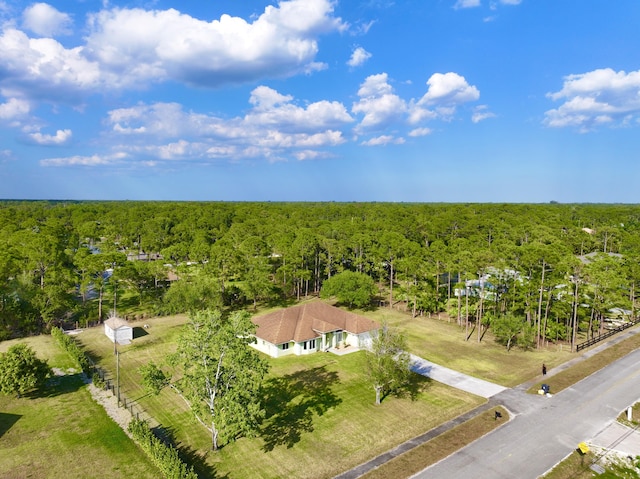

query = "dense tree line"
[{"left": 2, "top": 200, "right": 640, "bottom": 350}]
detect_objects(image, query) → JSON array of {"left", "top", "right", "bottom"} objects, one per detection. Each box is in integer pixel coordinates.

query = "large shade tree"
[
  {"left": 320, "top": 270, "right": 377, "bottom": 308},
  {"left": 173, "top": 309, "right": 268, "bottom": 450}
]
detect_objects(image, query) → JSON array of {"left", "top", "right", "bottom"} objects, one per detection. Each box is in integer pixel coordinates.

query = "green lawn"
[
  {"left": 1, "top": 304, "right": 623, "bottom": 479},
  {"left": 362, "top": 307, "right": 574, "bottom": 386},
  {"left": 0, "top": 335, "right": 159, "bottom": 479},
  {"left": 76, "top": 313, "right": 485, "bottom": 479}
]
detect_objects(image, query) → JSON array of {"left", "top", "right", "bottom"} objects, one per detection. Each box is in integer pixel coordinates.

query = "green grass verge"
[
  {"left": 542, "top": 450, "right": 595, "bottom": 479},
  {"left": 0, "top": 335, "right": 159, "bottom": 479},
  {"left": 527, "top": 327, "right": 640, "bottom": 395},
  {"left": 360, "top": 406, "right": 509, "bottom": 479}
]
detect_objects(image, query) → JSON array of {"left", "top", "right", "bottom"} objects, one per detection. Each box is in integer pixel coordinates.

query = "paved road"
[{"left": 412, "top": 348, "right": 640, "bottom": 479}]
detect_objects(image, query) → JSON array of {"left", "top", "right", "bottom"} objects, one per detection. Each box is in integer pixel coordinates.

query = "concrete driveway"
[{"left": 410, "top": 354, "right": 507, "bottom": 398}]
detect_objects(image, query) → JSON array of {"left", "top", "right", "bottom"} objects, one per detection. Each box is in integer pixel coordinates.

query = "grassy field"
[
  {"left": 0, "top": 335, "right": 159, "bottom": 479},
  {"left": 358, "top": 307, "right": 574, "bottom": 386},
  {"left": 75, "top": 314, "right": 485, "bottom": 479}
]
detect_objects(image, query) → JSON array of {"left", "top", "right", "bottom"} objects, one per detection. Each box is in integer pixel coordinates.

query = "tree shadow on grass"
[
  {"left": 260, "top": 366, "right": 342, "bottom": 452},
  {"left": 151, "top": 425, "right": 225, "bottom": 479},
  {"left": 24, "top": 373, "right": 85, "bottom": 399},
  {"left": 0, "top": 412, "right": 21, "bottom": 438},
  {"left": 388, "top": 371, "right": 431, "bottom": 402}
]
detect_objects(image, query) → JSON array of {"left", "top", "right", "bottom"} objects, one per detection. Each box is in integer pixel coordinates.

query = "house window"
[
  {"left": 304, "top": 339, "right": 316, "bottom": 350},
  {"left": 281, "top": 343, "right": 289, "bottom": 350}
]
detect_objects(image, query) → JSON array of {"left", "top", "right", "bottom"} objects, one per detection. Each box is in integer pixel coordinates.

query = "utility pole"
[
  {"left": 114, "top": 327, "right": 120, "bottom": 405},
  {"left": 116, "top": 346, "right": 120, "bottom": 406}
]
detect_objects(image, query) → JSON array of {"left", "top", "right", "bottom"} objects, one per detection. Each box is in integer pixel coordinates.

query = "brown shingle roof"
[{"left": 252, "top": 301, "right": 379, "bottom": 345}]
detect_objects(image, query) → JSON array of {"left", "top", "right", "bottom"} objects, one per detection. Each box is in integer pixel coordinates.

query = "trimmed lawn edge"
[{"left": 359, "top": 405, "right": 509, "bottom": 479}]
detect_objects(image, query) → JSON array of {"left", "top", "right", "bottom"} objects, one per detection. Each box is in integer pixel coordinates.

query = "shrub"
[
  {"left": 51, "top": 327, "right": 92, "bottom": 374},
  {"left": 92, "top": 372, "right": 105, "bottom": 389},
  {"left": 128, "top": 419, "right": 198, "bottom": 479}
]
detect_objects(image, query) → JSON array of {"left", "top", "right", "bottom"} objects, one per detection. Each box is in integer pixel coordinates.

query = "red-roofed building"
[{"left": 251, "top": 301, "right": 379, "bottom": 358}]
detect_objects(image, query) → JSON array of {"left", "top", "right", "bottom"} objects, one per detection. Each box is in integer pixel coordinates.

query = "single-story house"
[
  {"left": 104, "top": 316, "right": 133, "bottom": 345},
  {"left": 251, "top": 301, "right": 379, "bottom": 358}
]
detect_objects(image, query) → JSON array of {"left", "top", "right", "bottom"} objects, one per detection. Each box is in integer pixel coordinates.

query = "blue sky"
[{"left": 0, "top": 0, "right": 639, "bottom": 202}]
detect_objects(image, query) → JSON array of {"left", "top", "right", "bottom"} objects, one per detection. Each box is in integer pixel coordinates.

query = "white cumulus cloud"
[
  {"left": 419, "top": 72, "right": 480, "bottom": 105},
  {"left": 100, "top": 86, "right": 352, "bottom": 164},
  {"left": 408, "top": 127, "right": 432, "bottom": 137},
  {"left": 454, "top": 0, "right": 481, "bottom": 9},
  {"left": 41, "top": 153, "right": 120, "bottom": 166},
  {"left": 354, "top": 71, "right": 482, "bottom": 131},
  {"left": 29, "top": 128, "right": 72, "bottom": 145},
  {"left": 0, "top": 28, "right": 104, "bottom": 101},
  {"left": 545, "top": 68, "right": 640, "bottom": 131},
  {"left": 84, "top": 0, "right": 345, "bottom": 88},
  {"left": 0, "top": 0, "right": 345, "bottom": 107},
  {"left": 23, "top": 3, "right": 72, "bottom": 37},
  {"left": 471, "top": 105, "right": 495, "bottom": 123},
  {"left": 347, "top": 47, "right": 372, "bottom": 67},
  {"left": 352, "top": 73, "right": 407, "bottom": 129},
  {"left": 361, "top": 135, "right": 405, "bottom": 146},
  {"left": 0, "top": 97, "right": 30, "bottom": 120}
]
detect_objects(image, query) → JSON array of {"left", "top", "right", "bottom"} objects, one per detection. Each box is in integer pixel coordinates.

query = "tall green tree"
[
  {"left": 173, "top": 309, "right": 268, "bottom": 450},
  {"left": 138, "top": 362, "right": 170, "bottom": 396},
  {"left": 320, "top": 270, "right": 376, "bottom": 308},
  {"left": 366, "top": 322, "right": 411, "bottom": 405},
  {"left": 162, "top": 273, "right": 222, "bottom": 314},
  {"left": 0, "top": 343, "right": 51, "bottom": 397},
  {"left": 491, "top": 314, "right": 523, "bottom": 351},
  {"left": 242, "top": 255, "right": 275, "bottom": 310}
]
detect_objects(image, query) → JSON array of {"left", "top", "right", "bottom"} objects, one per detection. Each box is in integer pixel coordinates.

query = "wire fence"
[{"left": 88, "top": 357, "right": 160, "bottom": 430}]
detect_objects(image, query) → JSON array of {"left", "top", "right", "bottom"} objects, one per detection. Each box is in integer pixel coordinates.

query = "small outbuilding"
[{"left": 104, "top": 316, "right": 133, "bottom": 345}]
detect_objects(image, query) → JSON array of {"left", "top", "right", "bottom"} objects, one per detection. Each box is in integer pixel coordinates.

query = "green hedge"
[
  {"left": 128, "top": 419, "right": 198, "bottom": 479},
  {"left": 51, "top": 327, "right": 91, "bottom": 374}
]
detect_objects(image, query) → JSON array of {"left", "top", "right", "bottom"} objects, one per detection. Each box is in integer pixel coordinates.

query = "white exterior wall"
[
  {"left": 104, "top": 325, "right": 133, "bottom": 343},
  {"left": 294, "top": 338, "right": 319, "bottom": 355},
  {"left": 346, "top": 331, "right": 374, "bottom": 349},
  {"left": 104, "top": 324, "right": 115, "bottom": 342},
  {"left": 251, "top": 338, "right": 295, "bottom": 358},
  {"left": 250, "top": 339, "right": 275, "bottom": 357},
  {"left": 252, "top": 331, "right": 376, "bottom": 357}
]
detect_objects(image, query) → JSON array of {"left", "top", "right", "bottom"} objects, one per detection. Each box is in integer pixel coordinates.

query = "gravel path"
[{"left": 87, "top": 381, "right": 136, "bottom": 437}]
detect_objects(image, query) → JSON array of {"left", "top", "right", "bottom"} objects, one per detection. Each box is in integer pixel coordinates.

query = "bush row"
[
  {"left": 128, "top": 419, "right": 198, "bottom": 479},
  {"left": 50, "top": 327, "right": 91, "bottom": 374}
]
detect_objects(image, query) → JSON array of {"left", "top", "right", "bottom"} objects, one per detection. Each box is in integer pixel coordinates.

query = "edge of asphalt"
[{"left": 334, "top": 325, "right": 640, "bottom": 479}]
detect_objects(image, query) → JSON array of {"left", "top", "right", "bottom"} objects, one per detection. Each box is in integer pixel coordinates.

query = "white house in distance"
[
  {"left": 104, "top": 315, "right": 133, "bottom": 345},
  {"left": 251, "top": 301, "right": 380, "bottom": 358}
]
